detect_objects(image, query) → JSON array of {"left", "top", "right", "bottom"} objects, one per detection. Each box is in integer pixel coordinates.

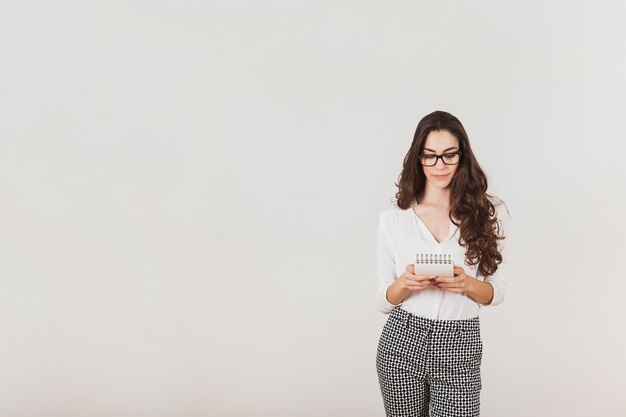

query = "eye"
[{"left": 423, "top": 155, "right": 436, "bottom": 159}]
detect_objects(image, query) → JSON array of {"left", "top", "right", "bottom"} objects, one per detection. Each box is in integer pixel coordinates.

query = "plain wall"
[{"left": 1, "top": 1, "right": 625, "bottom": 416}]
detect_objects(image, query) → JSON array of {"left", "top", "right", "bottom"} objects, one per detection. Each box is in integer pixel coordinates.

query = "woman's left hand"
[{"left": 433, "top": 265, "right": 473, "bottom": 295}]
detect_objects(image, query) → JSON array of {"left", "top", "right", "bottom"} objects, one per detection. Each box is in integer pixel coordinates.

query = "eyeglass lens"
[{"left": 420, "top": 153, "right": 460, "bottom": 166}]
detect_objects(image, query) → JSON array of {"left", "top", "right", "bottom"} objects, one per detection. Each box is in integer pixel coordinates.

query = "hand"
[
  {"left": 401, "top": 264, "right": 436, "bottom": 292},
  {"left": 433, "top": 265, "right": 473, "bottom": 295}
]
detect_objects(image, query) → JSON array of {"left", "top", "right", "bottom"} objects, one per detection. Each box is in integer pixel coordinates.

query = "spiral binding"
[{"left": 415, "top": 253, "right": 453, "bottom": 264}]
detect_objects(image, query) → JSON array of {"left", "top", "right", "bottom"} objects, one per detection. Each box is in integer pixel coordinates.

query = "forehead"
[{"left": 423, "top": 130, "right": 459, "bottom": 151}]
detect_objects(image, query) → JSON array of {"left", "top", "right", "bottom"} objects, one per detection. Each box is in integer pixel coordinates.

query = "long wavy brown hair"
[{"left": 393, "top": 110, "right": 505, "bottom": 277}]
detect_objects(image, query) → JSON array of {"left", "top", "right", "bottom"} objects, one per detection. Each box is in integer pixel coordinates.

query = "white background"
[{"left": 1, "top": 1, "right": 625, "bottom": 416}]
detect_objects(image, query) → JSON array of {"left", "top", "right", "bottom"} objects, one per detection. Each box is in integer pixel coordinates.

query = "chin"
[{"left": 430, "top": 179, "right": 452, "bottom": 188}]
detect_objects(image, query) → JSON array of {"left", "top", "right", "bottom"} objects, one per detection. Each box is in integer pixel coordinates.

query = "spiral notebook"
[{"left": 414, "top": 253, "right": 454, "bottom": 277}]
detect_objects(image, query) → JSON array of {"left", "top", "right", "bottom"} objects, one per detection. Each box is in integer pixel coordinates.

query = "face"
[{"left": 420, "top": 130, "right": 461, "bottom": 188}]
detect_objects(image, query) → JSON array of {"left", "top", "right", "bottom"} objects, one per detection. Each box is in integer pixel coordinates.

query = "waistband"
[{"left": 389, "top": 306, "right": 480, "bottom": 332}]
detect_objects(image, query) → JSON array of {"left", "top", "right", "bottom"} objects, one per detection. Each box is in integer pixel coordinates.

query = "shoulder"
[
  {"left": 488, "top": 195, "right": 512, "bottom": 221},
  {"left": 488, "top": 196, "right": 512, "bottom": 240},
  {"left": 378, "top": 202, "right": 411, "bottom": 226},
  {"left": 379, "top": 201, "right": 406, "bottom": 217}
]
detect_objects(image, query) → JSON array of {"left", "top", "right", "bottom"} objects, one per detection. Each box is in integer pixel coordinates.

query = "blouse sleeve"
[
  {"left": 375, "top": 213, "right": 402, "bottom": 314},
  {"left": 483, "top": 201, "right": 512, "bottom": 306}
]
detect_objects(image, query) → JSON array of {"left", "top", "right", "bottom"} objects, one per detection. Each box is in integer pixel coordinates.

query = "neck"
[{"left": 416, "top": 183, "right": 451, "bottom": 209}]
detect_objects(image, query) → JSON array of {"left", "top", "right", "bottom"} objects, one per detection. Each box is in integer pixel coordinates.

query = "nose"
[{"left": 435, "top": 157, "right": 447, "bottom": 169}]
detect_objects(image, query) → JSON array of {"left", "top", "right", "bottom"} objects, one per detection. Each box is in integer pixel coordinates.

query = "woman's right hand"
[{"left": 400, "top": 264, "right": 435, "bottom": 292}]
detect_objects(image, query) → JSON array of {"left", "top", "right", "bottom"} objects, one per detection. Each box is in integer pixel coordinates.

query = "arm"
[
  {"left": 385, "top": 278, "right": 411, "bottom": 306},
  {"left": 439, "top": 201, "right": 511, "bottom": 305},
  {"left": 465, "top": 278, "right": 496, "bottom": 305},
  {"left": 474, "top": 201, "right": 512, "bottom": 306},
  {"left": 375, "top": 213, "right": 404, "bottom": 314}
]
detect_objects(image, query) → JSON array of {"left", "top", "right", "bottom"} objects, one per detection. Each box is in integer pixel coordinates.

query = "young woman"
[{"left": 375, "top": 110, "right": 511, "bottom": 417}]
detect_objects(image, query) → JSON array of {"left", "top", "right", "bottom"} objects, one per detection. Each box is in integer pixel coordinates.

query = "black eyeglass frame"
[{"left": 416, "top": 151, "right": 463, "bottom": 167}]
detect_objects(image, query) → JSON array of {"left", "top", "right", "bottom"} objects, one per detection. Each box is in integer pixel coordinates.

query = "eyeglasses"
[{"left": 417, "top": 152, "right": 462, "bottom": 167}]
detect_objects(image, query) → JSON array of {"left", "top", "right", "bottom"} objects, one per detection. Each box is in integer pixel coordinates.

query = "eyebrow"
[{"left": 423, "top": 147, "right": 459, "bottom": 153}]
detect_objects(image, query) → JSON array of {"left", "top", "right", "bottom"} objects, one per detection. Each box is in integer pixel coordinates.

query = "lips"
[{"left": 433, "top": 174, "right": 449, "bottom": 179}]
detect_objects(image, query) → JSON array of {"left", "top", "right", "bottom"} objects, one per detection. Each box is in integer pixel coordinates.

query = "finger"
[
  {"left": 410, "top": 283, "right": 433, "bottom": 291},
  {"left": 407, "top": 273, "right": 432, "bottom": 282},
  {"left": 438, "top": 286, "right": 463, "bottom": 293},
  {"left": 436, "top": 285, "right": 461, "bottom": 292},
  {"left": 435, "top": 277, "right": 455, "bottom": 283},
  {"left": 407, "top": 280, "right": 433, "bottom": 289},
  {"left": 405, "top": 273, "right": 419, "bottom": 281},
  {"left": 406, "top": 264, "right": 415, "bottom": 273},
  {"left": 436, "top": 283, "right": 463, "bottom": 290},
  {"left": 414, "top": 276, "right": 436, "bottom": 283}
]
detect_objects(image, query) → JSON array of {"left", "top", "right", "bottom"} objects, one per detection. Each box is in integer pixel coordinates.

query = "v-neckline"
[{"left": 411, "top": 205, "right": 457, "bottom": 246}]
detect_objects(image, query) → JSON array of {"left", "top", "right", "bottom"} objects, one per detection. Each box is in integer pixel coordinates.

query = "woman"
[{"left": 375, "top": 110, "right": 511, "bottom": 417}]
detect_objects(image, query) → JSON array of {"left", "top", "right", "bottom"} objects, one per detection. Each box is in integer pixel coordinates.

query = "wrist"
[
  {"left": 464, "top": 276, "right": 477, "bottom": 297},
  {"left": 386, "top": 279, "right": 409, "bottom": 305}
]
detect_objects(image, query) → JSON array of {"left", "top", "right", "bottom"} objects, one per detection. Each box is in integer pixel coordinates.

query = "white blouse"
[{"left": 375, "top": 200, "right": 512, "bottom": 320}]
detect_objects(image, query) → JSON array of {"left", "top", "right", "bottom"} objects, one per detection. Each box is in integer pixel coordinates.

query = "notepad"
[{"left": 414, "top": 253, "right": 454, "bottom": 277}]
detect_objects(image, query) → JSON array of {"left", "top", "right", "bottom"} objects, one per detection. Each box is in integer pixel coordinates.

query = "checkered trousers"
[{"left": 376, "top": 306, "right": 483, "bottom": 417}]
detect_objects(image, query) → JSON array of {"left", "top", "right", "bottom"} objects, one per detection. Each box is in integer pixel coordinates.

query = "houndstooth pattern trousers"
[{"left": 376, "top": 306, "right": 483, "bottom": 417}]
